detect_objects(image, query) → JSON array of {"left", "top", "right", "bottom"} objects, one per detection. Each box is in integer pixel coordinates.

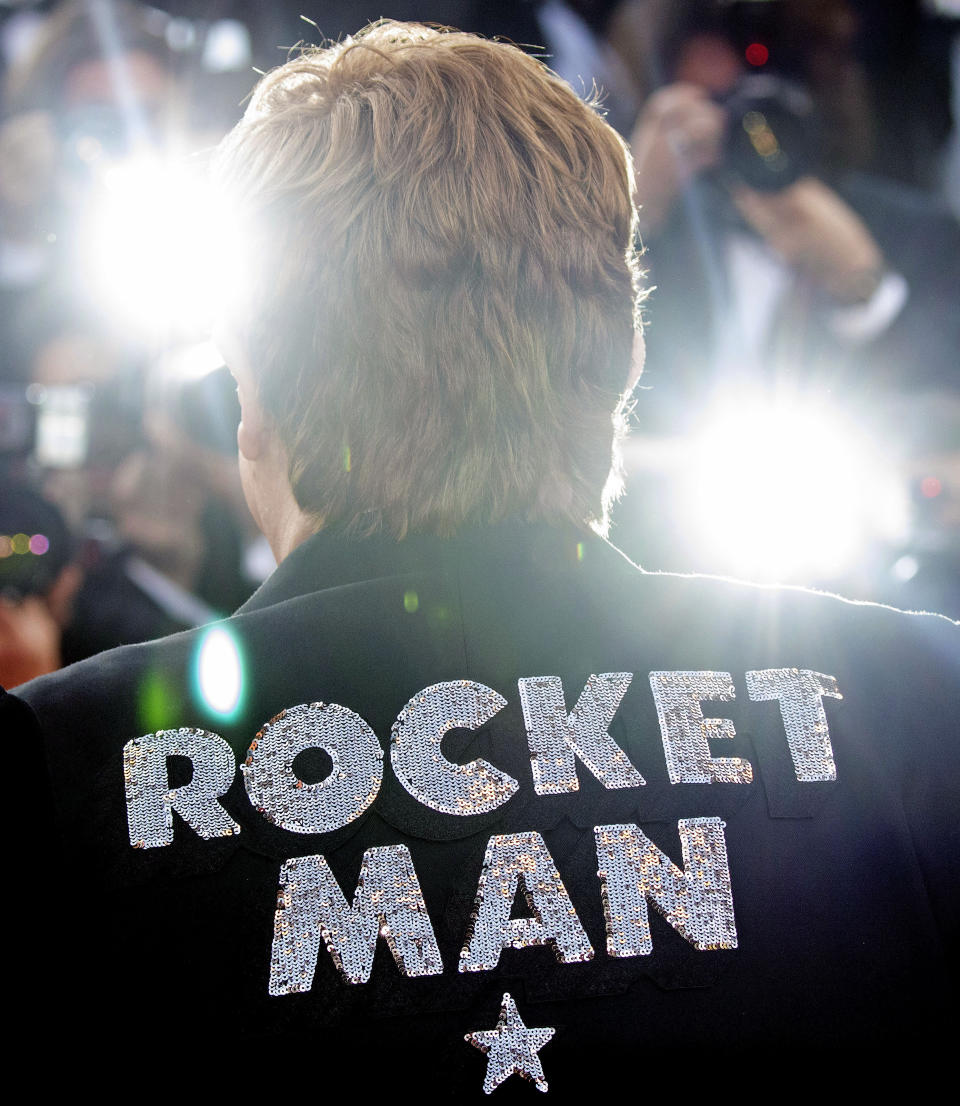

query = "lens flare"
[{"left": 195, "top": 626, "right": 243, "bottom": 719}]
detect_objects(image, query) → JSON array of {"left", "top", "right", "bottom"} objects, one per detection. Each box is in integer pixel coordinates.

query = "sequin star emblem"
[{"left": 465, "top": 992, "right": 556, "bottom": 1094}]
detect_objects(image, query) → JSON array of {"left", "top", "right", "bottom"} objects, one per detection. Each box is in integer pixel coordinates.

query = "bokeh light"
[
  {"left": 0, "top": 534, "right": 51, "bottom": 555},
  {"left": 892, "top": 555, "right": 919, "bottom": 582},
  {"left": 202, "top": 19, "right": 252, "bottom": 73},
  {"left": 745, "top": 43, "right": 770, "bottom": 67}
]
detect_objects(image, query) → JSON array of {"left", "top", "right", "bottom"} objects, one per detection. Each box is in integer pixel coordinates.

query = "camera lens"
[{"left": 722, "top": 75, "right": 819, "bottom": 191}]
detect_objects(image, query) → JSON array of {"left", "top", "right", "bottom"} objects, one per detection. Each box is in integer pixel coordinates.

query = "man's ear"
[
  {"left": 216, "top": 326, "right": 267, "bottom": 462},
  {"left": 236, "top": 379, "right": 267, "bottom": 462}
]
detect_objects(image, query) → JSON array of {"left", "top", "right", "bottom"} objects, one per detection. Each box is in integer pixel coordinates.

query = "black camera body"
[
  {"left": 720, "top": 74, "right": 820, "bottom": 192},
  {"left": 0, "top": 484, "right": 71, "bottom": 600}
]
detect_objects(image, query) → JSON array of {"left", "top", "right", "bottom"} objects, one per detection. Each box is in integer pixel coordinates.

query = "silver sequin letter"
[
  {"left": 123, "top": 728, "right": 240, "bottom": 849},
  {"left": 269, "top": 845, "right": 442, "bottom": 993},
  {"left": 595, "top": 819, "right": 738, "bottom": 956},
  {"left": 746, "top": 668, "right": 842, "bottom": 781},
  {"left": 459, "top": 831, "right": 594, "bottom": 971},
  {"left": 518, "top": 674, "right": 645, "bottom": 794},
  {"left": 391, "top": 680, "right": 517, "bottom": 815},
  {"left": 649, "top": 671, "right": 753, "bottom": 783},
  {"left": 242, "top": 702, "right": 383, "bottom": 834}
]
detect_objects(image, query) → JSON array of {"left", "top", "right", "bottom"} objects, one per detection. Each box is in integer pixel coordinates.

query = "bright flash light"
[
  {"left": 84, "top": 155, "right": 245, "bottom": 336},
  {"left": 155, "top": 339, "right": 225, "bottom": 385},
  {"left": 681, "top": 398, "right": 908, "bottom": 582},
  {"left": 196, "top": 626, "right": 243, "bottom": 719}
]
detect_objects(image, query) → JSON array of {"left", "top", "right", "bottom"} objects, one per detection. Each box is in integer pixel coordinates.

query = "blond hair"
[{"left": 214, "top": 20, "right": 643, "bottom": 538}]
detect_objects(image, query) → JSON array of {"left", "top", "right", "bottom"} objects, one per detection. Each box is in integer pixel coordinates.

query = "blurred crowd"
[{"left": 1, "top": 0, "right": 958, "bottom": 689}]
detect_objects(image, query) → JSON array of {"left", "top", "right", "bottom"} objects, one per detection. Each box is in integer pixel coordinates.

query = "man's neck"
[{"left": 268, "top": 508, "right": 319, "bottom": 566}]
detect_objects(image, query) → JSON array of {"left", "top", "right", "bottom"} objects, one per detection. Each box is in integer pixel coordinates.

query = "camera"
[
  {"left": 0, "top": 484, "right": 72, "bottom": 600},
  {"left": 720, "top": 73, "right": 820, "bottom": 192}
]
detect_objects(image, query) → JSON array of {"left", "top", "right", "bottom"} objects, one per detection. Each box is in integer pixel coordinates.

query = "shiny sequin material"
[
  {"left": 649, "top": 671, "right": 753, "bottom": 784},
  {"left": 466, "top": 992, "right": 556, "bottom": 1095},
  {"left": 595, "top": 819, "right": 738, "bottom": 955},
  {"left": 269, "top": 845, "right": 443, "bottom": 993},
  {"left": 518, "top": 674, "right": 645, "bottom": 794},
  {"left": 459, "top": 831, "right": 593, "bottom": 971},
  {"left": 241, "top": 702, "right": 383, "bottom": 834},
  {"left": 123, "top": 728, "right": 240, "bottom": 849},
  {"left": 746, "top": 668, "right": 842, "bottom": 781},
  {"left": 391, "top": 681, "right": 518, "bottom": 815}
]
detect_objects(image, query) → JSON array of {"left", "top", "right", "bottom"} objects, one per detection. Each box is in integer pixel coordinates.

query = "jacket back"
[{"left": 9, "top": 522, "right": 958, "bottom": 1095}]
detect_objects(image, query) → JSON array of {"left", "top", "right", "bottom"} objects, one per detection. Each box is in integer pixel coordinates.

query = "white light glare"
[
  {"left": 85, "top": 155, "right": 245, "bottom": 336},
  {"left": 156, "top": 340, "right": 225, "bottom": 385},
  {"left": 197, "top": 626, "right": 242, "bottom": 717},
  {"left": 681, "top": 397, "right": 908, "bottom": 582}
]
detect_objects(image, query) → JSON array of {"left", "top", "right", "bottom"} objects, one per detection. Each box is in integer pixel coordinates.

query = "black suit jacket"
[{"left": 5, "top": 521, "right": 958, "bottom": 1095}]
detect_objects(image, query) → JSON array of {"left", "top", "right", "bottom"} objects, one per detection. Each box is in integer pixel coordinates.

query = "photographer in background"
[
  {"left": 1, "top": 2, "right": 258, "bottom": 657},
  {"left": 0, "top": 482, "right": 80, "bottom": 685},
  {"left": 621, "top": 0, "right": 960, "bottom": 416},
  {"left": 0, "top": 0, "right": 181, "bottom": 334},
  {"left": 555, "top": 0, "right": 960, "bottom": 607}
]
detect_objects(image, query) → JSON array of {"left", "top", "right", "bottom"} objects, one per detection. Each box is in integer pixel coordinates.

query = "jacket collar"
[{"left": 236, "top": 519, "right": 624, "bottom": 615}]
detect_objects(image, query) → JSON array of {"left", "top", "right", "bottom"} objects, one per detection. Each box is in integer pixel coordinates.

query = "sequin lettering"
[
  {"left": 518, "top": 674, "right": 645, "bottom": 794},
  {"left": 391, "top": 680, "right": 518, "bottom": 815},
  {"left": 241, "top": 702, "right": 383, "bottom": 834},
  {"left": 269, "top": 845, "right": 443, "bottom": 993},
  {"left": 649, "top": 671, "right": 753, "bottom": 784},
  {"left": 459, "top": 831, "right": 594, "bottom": 971},
  {"left": 595, "top": 818, "right": 738, "bottom": 955},
  {"left": 746, "top": 668, "right": 841, "bottom": 781},
  {"left": 123, "top": 728, "right": 240, "bottom": 849}
]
